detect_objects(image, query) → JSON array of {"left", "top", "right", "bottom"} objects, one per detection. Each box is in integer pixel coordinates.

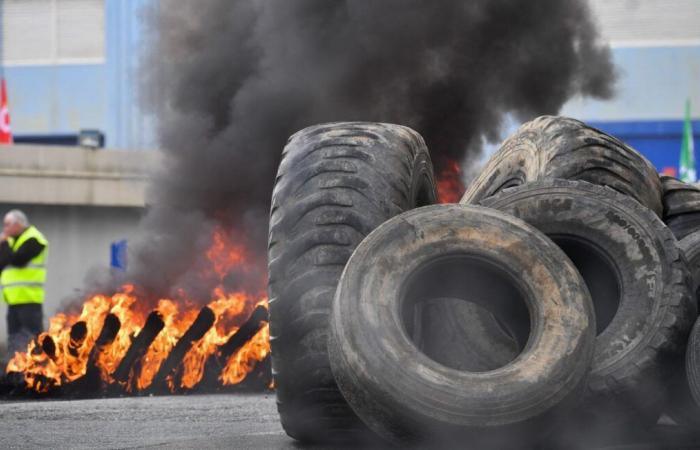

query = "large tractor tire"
[
  {"left": 268, "top": 122, "right": 437, "bottom": 442},
  {"left": 661, "top": 175, "right": 700, "bottom": 240},
  {"left": 686, "top": 317, "right": 700, "bottom": 413},
  {"left": 482, "top": 180, "right": 695, "bottom": 423},
  {"left": 462, "top": 116, "right": 663, "bottom": 217},
  {"left": 413, "top": 298, "right": 520, "bottom": 372},
  {"left": 329, "top": 204, "right": 595, "bottom": 446},
  {"left": 680, "top": 230, "right": 700, "bottom": 307},
  {"left": 664, "top": 231, "right": 700, "bottom": 426}
]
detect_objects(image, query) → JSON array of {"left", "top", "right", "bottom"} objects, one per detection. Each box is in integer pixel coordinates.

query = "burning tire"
[
  {"left": 329, "top": 204, "right": 595, "bottom": 445},
  {"left": 461, "top": 116, "right": 663, "bottom": 217},
  {"left": 661, "top": 175, "right": 700, "bottom": 240},
  {"left": 268, "top": 122, "right": 437, "bottom": 442},
  {"left": 481, "top": 180, "right": 696, "bottom": 419}
]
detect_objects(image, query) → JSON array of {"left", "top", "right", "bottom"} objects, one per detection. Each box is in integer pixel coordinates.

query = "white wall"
[
  {"left": 588, "top": 0, "right": 700, "bottom": 47},
  {"left": 561, "top": 0, "right": 700, "bottom": 122}
]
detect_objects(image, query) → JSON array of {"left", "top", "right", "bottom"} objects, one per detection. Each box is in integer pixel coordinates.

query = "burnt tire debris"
[
  {"left": 270, "top": 117, "right": 700, "bottom": 447},
  {"left": 267, "top": 122, "right": 437, "bottom": 443}
]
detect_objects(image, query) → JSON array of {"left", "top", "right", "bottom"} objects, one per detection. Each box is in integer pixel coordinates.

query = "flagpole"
[
  {"left": 0, "top": 0, "right": 9, "bottom": 146},
  {"left": 680, "top": 99, "right": 697, "bottom": 183},
  {"left": 0, "top": 0, "right": 4, "bottom": 78}
]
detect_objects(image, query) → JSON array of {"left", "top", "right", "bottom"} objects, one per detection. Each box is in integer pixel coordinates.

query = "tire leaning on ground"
[
  {"left": 481, "top": 180, "right": 696, "bottom": 421},
  {"left": 268, "top": 122, "right": 437, "bottom": 442},
  {"left": 328, "top": 204, "right": 596, "bottom": 446},
  {"left": 664, "top": 231, "right": 700, "bottom": 427},
  {"left": 661, "top": 176, "right": 700, "bottom": 240},
  {"left": 462, "top": 116, "right": 663, "bottom": 217}
]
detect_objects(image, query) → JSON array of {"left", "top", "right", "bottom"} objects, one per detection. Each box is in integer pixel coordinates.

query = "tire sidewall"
[{"left": 329, "top": 204, "right": 595, "bottom": 443}]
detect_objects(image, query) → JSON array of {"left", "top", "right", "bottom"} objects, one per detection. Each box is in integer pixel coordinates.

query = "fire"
[
  {"left": 436, "top": 160, "right": 465, "bottom": 203},
  {"left": 206, "top": 228, "right": 245, "bottom": 278},
  {"left": 221, "top": 320, "right": 270, "bottom": 385},
  {"left": 6, "top": 226, "right": 271, "bottom": 395}
]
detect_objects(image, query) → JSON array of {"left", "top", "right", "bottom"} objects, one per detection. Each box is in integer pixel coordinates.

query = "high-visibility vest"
[{"left": 0, "top": 226, "right": 48, "bottom": 305}]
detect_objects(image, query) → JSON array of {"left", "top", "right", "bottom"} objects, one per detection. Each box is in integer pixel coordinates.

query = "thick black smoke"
[{"left": 123, "top": 0, "right": 615, "bottom": 299}]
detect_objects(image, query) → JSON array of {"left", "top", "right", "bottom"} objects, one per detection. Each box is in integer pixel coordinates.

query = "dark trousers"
[{"left": 6, "top": 303, "right": 43, "bottom": 358}]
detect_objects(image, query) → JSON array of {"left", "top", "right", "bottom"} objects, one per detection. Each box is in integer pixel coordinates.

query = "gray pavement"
[
  {"left": 0, "top": 393, "right": 307, "bottom": 449},
  {"left": 3, "top": 393, "right": 700, "bottom": 449}
]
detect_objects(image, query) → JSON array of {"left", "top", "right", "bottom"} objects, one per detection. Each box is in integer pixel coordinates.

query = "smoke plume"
[{"left": 120, "top": 0, "right": 615, "bottom": 300}]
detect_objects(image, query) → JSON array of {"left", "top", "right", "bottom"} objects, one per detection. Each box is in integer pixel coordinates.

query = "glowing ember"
[
  {"left": 436, "top": 160, "right": 465, "bottom": 203},
  {"left": 5, "top": 226, "right": 270, "bottom": 395}
]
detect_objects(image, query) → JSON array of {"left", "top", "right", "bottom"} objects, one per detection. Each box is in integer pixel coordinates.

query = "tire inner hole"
[
  {"left": 550, "top": 235, "right": 621, "bottom": 335},
  {"left": 401, "top": 254, "right": 531, "bottom": 372}
]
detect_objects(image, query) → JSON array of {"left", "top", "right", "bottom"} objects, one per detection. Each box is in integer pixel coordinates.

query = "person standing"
[{"left": 0, "top": 209, "right": 48, "bottom": 358}]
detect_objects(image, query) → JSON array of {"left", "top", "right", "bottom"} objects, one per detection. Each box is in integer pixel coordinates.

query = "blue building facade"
[
  {"left": 1, "top": 0, "right": 153, "bottom": 149},
  {"left": 589, "top": 120, "right": 700, "bottom": 177}
]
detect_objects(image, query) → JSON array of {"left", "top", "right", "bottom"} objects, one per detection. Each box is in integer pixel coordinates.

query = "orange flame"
[
  {"left": 6, "top": 226, "right": 270, "bottom": 394},
  {"left": 206, "top": 228, "right": 245, "bottom": 278},
  {"left": 436, "top": 160, "right": 465, "bottom": 203}
]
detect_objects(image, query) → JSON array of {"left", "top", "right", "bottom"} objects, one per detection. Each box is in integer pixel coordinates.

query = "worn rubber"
[
  {"left": 680, "top": 231, "right": 700, "bottom": 308},
  {"left": 482, "top": 180, "right": 696, "bottom": 422},
  {"left": 661, "top": 175, "right": 700, "bottom": 217},
  {"left": 667, "top": 214, "right": 700, "bottom": 242},
  {"left": 462, "top": 116, "right": 663, "bottom": 217},
  {"left": 661, "top": 176, "right": 700, "bottom": 240},
  {"left": 329, "top": 204, "right": 595, "bottom": 446},
  {"left": 268, "top": 122, "right": 437, "bottom": 442},
  {"left": 664, "top": 231, "right": 700, "bottom": 427},
  {"left": 414, "top": 298, "right": 520, "bottom": 372},
  {"left": 686, "top": 317, "right": 700, "bottom": 414}
]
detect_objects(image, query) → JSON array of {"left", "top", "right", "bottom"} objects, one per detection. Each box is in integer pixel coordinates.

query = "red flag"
[{"left": 0, "top": 78, "right": 13, "bottom": 144}]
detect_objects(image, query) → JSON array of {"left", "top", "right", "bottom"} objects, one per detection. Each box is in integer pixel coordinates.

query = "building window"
[{"left": 1, "top": 0, "right": 105, "bottom": 66}]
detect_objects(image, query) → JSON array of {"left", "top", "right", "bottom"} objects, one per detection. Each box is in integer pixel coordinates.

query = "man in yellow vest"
[{"left": 0, "top": 209, "right": 48, "bottom": 358}]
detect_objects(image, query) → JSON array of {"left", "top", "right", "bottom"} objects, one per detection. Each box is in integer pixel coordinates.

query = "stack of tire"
[{"left": 268, "top": 117, "right": 700, "bottom": 448}]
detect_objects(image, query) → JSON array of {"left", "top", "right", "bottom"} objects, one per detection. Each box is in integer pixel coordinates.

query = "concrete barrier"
[{"left": 0, "top": 145, "right": 157, "bottom": 207}]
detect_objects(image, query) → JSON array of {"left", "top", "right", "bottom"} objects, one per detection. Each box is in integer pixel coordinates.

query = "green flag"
[{"left": 680, "top": 99, "right": 696, "bottom": 182}]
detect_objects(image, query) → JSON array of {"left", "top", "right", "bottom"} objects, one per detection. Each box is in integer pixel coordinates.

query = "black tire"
[
  {"left": 462, "top": 116, "right": 663, "bottom": 217},
  {"left": 413, "top": 299, "right": 520, "bottom": 372},
  {"left": 667, "top": 213, "right": 700, "bottom": 242},
  {"left": 680, "top": 231, "right": 700, "bottom": 308},
  {"left": 268, "top": 122, "right": 437, "bottom": 442},
  {"left": 686, "top": 317, "right": 700, "bottom": 413},
  {"left": 329, "top": 204, "right": 595, "bottom": 446},
  {"left": 662, "top": 175, "right": 700, "bottom": 240},
  {"left": 662, "top": 175, "right": 700, "bottom": 217},
  {"left": 481, "top": 180, "right": 696, "bottom": 418},
  {"left": 665, "top": 212, "right": 700, "bottom": 241},
  {"left": 664, "top": 232, "right": 700, "bottom": 427}
]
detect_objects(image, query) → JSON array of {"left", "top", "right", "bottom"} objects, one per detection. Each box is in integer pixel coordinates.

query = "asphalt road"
[
  {"left": 4, "top": 392, "right": 700, "bottom": 449},
  {"left": 0, "top": 393, "right": 306, "bottom": 449}
]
